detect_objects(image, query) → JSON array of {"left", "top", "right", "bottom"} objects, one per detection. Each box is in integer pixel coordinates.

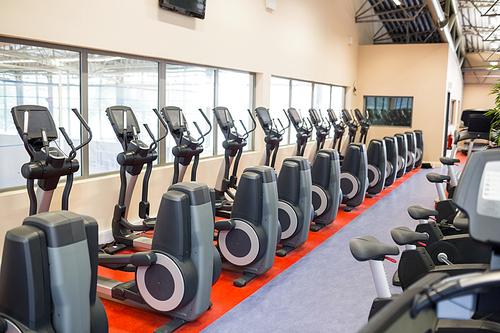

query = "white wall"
[
  {"left": 462, "top": 85, "right": 495, "bottom": 112},
  {"left": 0, "top": 0, "right": 359, "bottom": 251}
]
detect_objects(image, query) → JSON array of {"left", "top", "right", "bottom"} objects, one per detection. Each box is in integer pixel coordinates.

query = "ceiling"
[{"left": 355, "top": 0, "right": 500, "bottom": 85}]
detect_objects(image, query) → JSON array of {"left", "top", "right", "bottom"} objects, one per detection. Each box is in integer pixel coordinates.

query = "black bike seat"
[
  {"left": 426, "top": 173, "right": 450, "bottom": 183},
  {"left": 440, "top": 157, "right": 460, "bottom": 165},
  {"left": 349, "top": 236, "right": 399, "bottom": 261},
  {"left": 407, "top": 205, "right": 438, "bottom": 220},
  {"left": 391, "top": 226, "right": 429, "bottom": 246}
]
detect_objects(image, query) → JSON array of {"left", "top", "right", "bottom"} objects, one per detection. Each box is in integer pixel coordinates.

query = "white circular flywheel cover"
[
  {"left": 218, "top": 220, "right": 260, "bottom": 266},
  {"left": 136, "top": 252, "right": 185, "bottom": 312},
  {"left": 278, "top": 201, "right": 298, "bottom": 240},
  {"left": 398, "top": 156, "right": 404, "bottom": 171},
  {"left": 312, "top": 185, "right": 328, "bottom": 216},
  {"left": 386, "top": 161, "right": 392, "bottom": 178},
  {"left": 367, "top": 165, "right": 380, "bottom": 187},
  {"left": 340, "top": 172, "right": 359, "bottom": 199},
  {"left": 416, "top": 149, "right": 422, "bottom": 162},
  {"left": 407, "top": 151, "right": 414, "bottom": 165}
]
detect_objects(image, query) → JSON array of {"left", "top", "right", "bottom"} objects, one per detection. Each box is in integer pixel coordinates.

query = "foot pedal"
[
  {"left": 233, "top": 273, "right": 258, "bottom": 287},
  {"left": 276, "top": 245, "right": 294, "bottom": 257},
  {"left": 153, "top": 318, "right": 187, "bottom": 333},
  {"left": 344, "top": 206, "right": 353, "bottom": 212}
]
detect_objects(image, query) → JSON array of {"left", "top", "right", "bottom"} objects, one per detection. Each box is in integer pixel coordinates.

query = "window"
[
  {"left": 364, "top": 96, "right": 413, "bottom": 127},
  {"left": 270, "top": 77, "right": 291, "bottom": 144},
  {"left": 271, "top": 77, "right": 346, "bottom": 145},
  {"left": 165, "top": 64, "right": 215, "bottom": 161},
  {"left": 0, "top": 42, "right": 81, "bottom": 188},
  {"left": 331, "top": 86, "right": 345, "bottom": 117},
  {"left": 216, "top": 69, "right": 254, "bottom": 152},
  {"left": 88, "top": 55, "right": 159, "bottom": 174}
]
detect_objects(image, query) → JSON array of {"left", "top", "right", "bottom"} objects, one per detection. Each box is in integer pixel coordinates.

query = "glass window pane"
[
  {"left": 313, "top": 84, "right": 330, "bottom": 114},
  {"left": 88, "top": 55, "right": 159, "bottom": 174},
  {"left": 331, "top": 86, "right": 345, "bottom": 118},
  {"left": 0, "top": 42, "right": 81, "bottom": 189},
  {"left": 165, "top": 64, "right": 215, "bottom": 162},
  {"left": 270, "top": 76, "right": 291, "bottom": 144},
  {"left": 291, "top": 80, "right": 313, "bottom": 141},
  {"left": 217, "top": 69, "right": 254, "bottom": 152}
]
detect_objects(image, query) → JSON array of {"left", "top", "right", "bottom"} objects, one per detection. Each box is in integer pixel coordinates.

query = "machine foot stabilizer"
[
  {"left": 276, "top": 245, "right": 295, "bottom": 257},
  {"left": 233, "top": 273, "right": 258, "bottom": 287},
  {"left": 153, "top": 318, "right": 187, "bottom": 333}
]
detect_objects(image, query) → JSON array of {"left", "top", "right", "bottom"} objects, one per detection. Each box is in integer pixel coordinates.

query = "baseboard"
[{"left": 99, "top": 228, "right": 114, "bottom": 245}]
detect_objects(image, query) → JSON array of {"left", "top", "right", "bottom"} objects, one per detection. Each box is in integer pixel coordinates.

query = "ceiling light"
[
  {"left": 491, "top": 62, "right": 499, "bottom": 66},
  {"left": 392, "top": 0, "right": 402, "bottom": 5}
]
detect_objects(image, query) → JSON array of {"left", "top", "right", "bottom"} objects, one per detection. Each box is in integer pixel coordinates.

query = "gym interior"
[{"left": 0, "top": 0, "right": 500, "bottom": 332}]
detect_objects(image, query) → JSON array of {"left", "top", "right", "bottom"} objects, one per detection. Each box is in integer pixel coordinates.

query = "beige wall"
[
  {"left": 354, "top": 43, "right": 463, "bottom": 163},
  {"left": 462, "top": 85, "right": 495, "bottom": 113},
  {"left": 0, "top": 0, "right": 358, "bottom": 251}
]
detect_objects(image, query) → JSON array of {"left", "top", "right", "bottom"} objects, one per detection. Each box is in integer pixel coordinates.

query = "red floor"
[{"left": 99, "top": 168, "right": 419, "bottom": 333}]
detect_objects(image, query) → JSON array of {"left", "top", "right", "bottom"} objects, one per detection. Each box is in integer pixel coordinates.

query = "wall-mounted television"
[{"left": 159, "top": 0, "right": 206, "bottom": 19}]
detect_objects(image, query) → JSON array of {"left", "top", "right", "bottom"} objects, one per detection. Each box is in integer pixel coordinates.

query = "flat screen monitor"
[
  {"left": 163, "top": 107, "right": 187, "bottom": 132},
  {"left": 288, "top": 108, "right": 301, "bottom": 123},
  {"left": 159, "top": 0, "right": 206, "bottom": 19}
]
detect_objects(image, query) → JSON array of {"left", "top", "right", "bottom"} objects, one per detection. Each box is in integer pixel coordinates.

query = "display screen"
[
  {"left": 215, "top": 108, "right": 233, "bottom": 127},
  {"left": 256, "top": 108, "right": 271, "bottom": 125},
  {"left": 327, "top": 109, "right": 338, "bottom": 123},
  {"left": 110, "top": 108, "right": 139, "bottom": 132},
  {"left": 288, "top": 108, "right": 301, "bottom": 123},
  {"left": 13, "top": 108, "right": 57, "bottom": 140},
  {"left": 309, "top": 108, "right": 320, "bottom": 124},
  {"left": 159, "top": 0, "right": 206, "bottom": 19}
]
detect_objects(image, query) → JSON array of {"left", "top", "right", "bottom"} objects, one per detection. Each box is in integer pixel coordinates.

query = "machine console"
[
  {"left": 453, "top": 148, "right": 500, "bottom": 248},
  {"left": 327, "top": 109, "right": 338, "bottom": 124},
  {"left": 341, "top": 109, "right": 352, "bottom": 123},
  {"left": 287, "top": 108, "right": 302, "bottom": 128},
  {"left": 354, "top": 109, "right": 364, "bottom": 123},
  {"left": 106, "top": 106, "right": 141, "bottom": 137},
  {"left": 309, "top": 108, "right": 321, "bottom": 126},
  {"left": 214, "top": 107, "right": 234, "bottom": 131},
  {"left": 11, "top": 105, "right": 58, "bottom": 144},
  {"left": 162, "top": 106, "right": 188, "bottom": 133}
]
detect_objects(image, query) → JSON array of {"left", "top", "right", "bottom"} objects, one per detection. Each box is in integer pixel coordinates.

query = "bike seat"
[
  {"left": 440, "top": 157, "right": 460, "bottom": 165},
  {"left": 407, "top": 205, "right": 438, "bottom": 220},
  {"left": 426, "top": 173, "right": 450, "bottom": 183},
  {"left": 391, "top": 226, "right": 429, "bottom": 246},
  {"left": 453, "top": 212, "right": 469, "bottom": 231},
  {"left": 349, "top": 236, "right": 399, "bottom": 262}
]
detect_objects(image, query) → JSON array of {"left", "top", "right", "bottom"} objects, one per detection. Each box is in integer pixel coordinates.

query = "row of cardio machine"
[{"left": 0, "top": 103, "right": 424, "bottom": 333}]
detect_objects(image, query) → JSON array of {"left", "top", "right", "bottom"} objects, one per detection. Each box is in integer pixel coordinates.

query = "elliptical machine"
[
  {"left": 394, "top": 133, "right": 408, "bottom": 178},
  {"left": 326, "top": 108, "right": 346, "bottom": 155},
  {"left": 213, "top": 107, "right": 256, "bottom": 218},
  {"left": 383, "top": 136, "right": 398, "bottom": 187},
  {"left": 414, "top": 130, "right": 424, "bottom": 167},
  {"left": 353, "top": 108, "right": 387, "bottom": 197},
  {"left": 160, "top": 106, "right": 212, "bottom": 185},
  {"left": 339, "top": 109, "right": 369, "bottom": 212},
  {"left": 3, "top": 105, "right": 108, "bottom": 332},
  {"left": 404, "top": 131, "right": 417, "bottom": 172},
  {"left": 212, "top": 107, "right": 281, "bottom": 285},
  {"left": 102, "top": 106, "right": 167, "bottom": 253},
  {"left": 306, "top": 108, "right": 342, "bottom": 230},
  {"left": 253, "top": 108, "right": 313, "bottom": 256}
]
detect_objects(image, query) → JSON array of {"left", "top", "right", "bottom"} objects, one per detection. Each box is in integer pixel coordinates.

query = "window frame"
[{"left": 0, "top": 36, "right": 256, "bottom": 192}]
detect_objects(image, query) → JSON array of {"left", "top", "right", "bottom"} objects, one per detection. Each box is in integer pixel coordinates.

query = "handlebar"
[
  {"left": 195, "top": 108, "right": 212, "bottom": 145},
  {"left": 64, "top": 108, "right": 93, "bottom": 161},
  {"left": 151, "top": 108, "right": 169, "bottom": 152}
]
